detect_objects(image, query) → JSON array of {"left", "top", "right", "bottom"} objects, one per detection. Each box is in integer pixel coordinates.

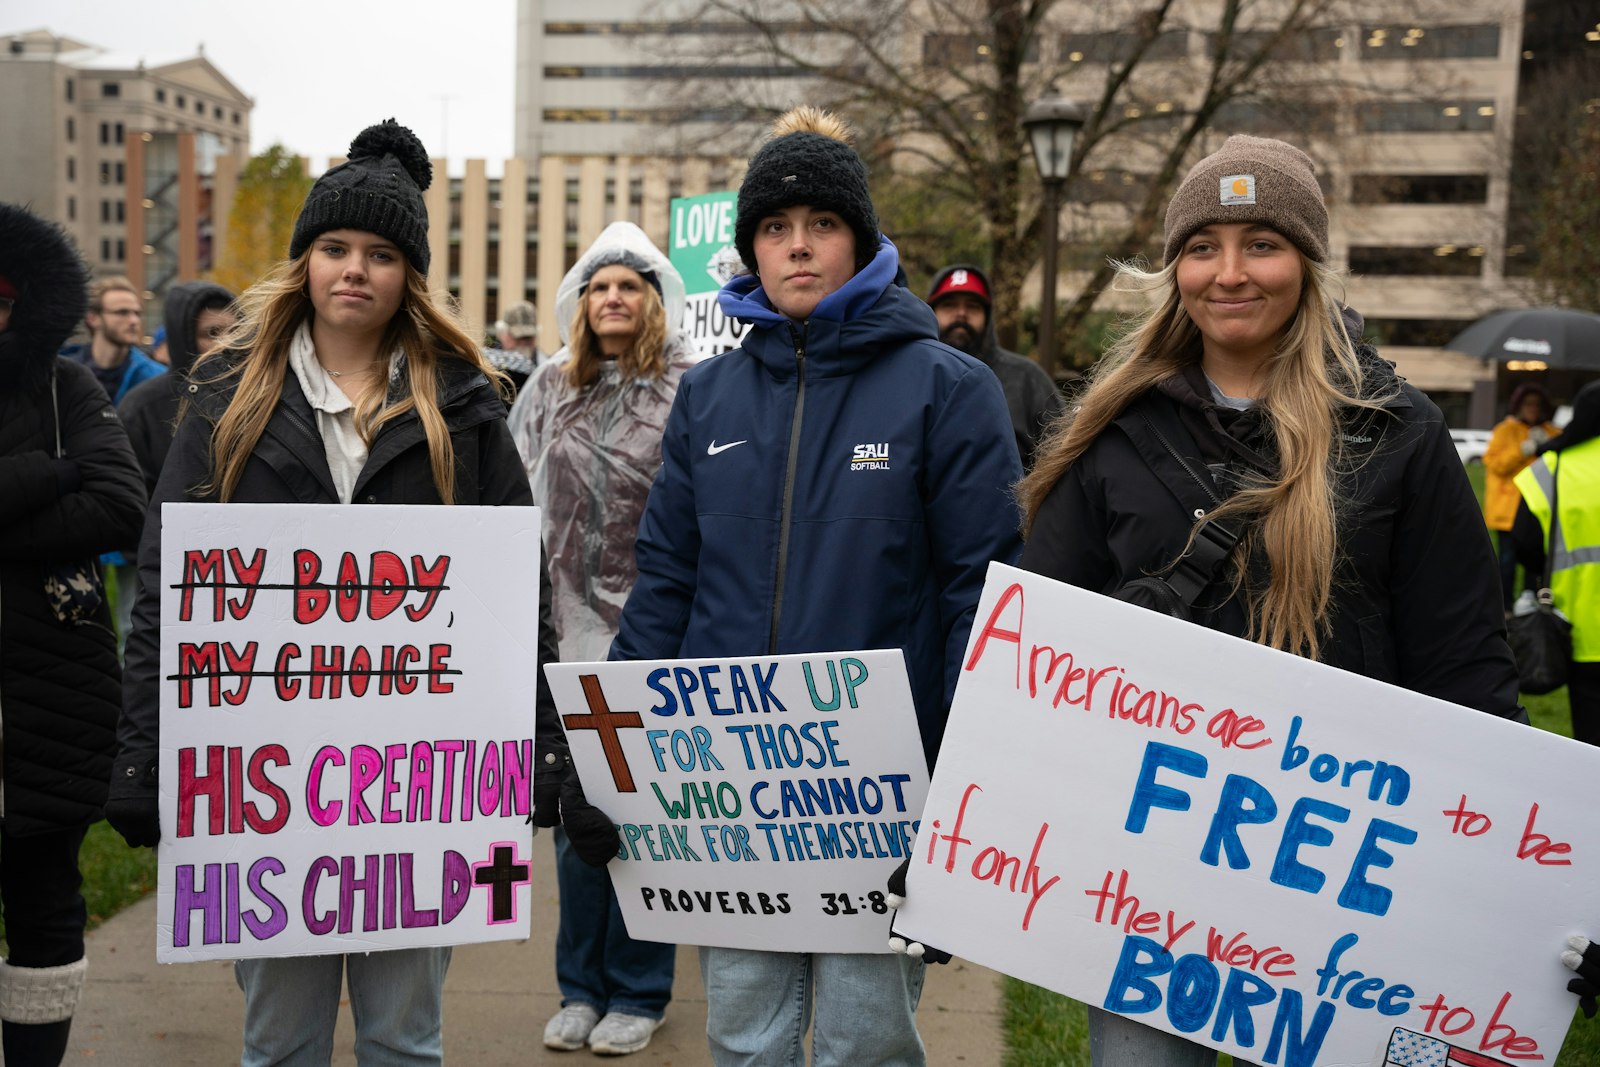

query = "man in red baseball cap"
[{"left": 927, "top": 264, "right": 1064, "bottom": 467}]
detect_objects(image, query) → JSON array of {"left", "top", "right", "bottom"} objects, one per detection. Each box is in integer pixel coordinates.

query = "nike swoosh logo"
[{"left": 707, "top": 439, "right": 748, "bottom": 456}]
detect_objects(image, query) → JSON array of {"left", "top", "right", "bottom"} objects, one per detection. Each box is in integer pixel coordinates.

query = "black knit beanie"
[
  {"left": 289, "top": 119, "right": 433, "bottom": 272},
  {"left": 734, "top": 107, "right": 879, "bottom": 273}
]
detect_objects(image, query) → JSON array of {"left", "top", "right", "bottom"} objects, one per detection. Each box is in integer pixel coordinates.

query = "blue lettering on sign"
[
  {"left": 645, "top": 662, "right": 789, "bottom": 716},
  {"left": 1103, "top": 935, "right": 1336, "bottom": 1066},
  {"left": 1123, "top": 741, "right": 1414, "bottom": 916}
]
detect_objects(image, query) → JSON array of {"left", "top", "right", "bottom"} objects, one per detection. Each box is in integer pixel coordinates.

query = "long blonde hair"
[
  {"left": 191, "top": 251, "right": 504, "bottom": 504},
  {"left": 565, "top": 270, "right": 669, "bottom": 390},
  {"left": 1018, "top": 254, "right": 1391, "bottom": 659}
]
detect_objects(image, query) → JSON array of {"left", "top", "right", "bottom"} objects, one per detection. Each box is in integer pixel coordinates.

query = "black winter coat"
[
  {"left": 0, "top": 204, "right": 148, "bottom": 835},
  {"left": 111, "top": 354, "right": 568, "bottom": 818},
  {"left": 1021, "top": 355, "right": 1522, "bottom": 718}
]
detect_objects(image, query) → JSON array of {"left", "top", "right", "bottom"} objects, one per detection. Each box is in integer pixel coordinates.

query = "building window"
[
  {"left": 101, "top": 81, "right": 120, "bottom": 97},
  {"left": 176, "top": 94, "right": 186, "bottom": 108},
  {"left": 1210, "top": 28, "right": 1344, "bottom": 62},
  {"left": 115, "top": 162, "right": 125, "bottom": 184},
  {"left": 922, "top": 34, "right": 1041, "bottom": 65},
  {"left": 65, "top": 78, "right": 74, "bottom": 102},
  {"left": 101, "top": 239, "right": 111, "bottom": 260},
  {"left": 156, "top": 87, "right": 166, "bottom": 103},
  {"left": 214, "top": 105, "right": 223, "bottom": 119},
  {"left": 1062, "top": 30, "right": 1190, "bottom": 64},
  {"left": 1360, "top": 24, "right": 1499, "bottom": 59},
  {"left": 1213, "top": 99, "right": 1338, "bottom": 136},
  {"left": 1355, "top": 100, "right": 1497, "bottom": 132},
  {"left": 1364, "top": 317, "right": 1474, "bottom": 347},
  {"left": 101, "top": 200, "right": 111, "bottom": 223},
  {"left": 66, "top": 157, "right": 75, "bottom": 181},
  {"left": 116, "top": 200, "right": 125, "bottom": 223},
  {"left": 232, "top": 111, "right": 241, "bottom": 125},
  {"left": 100, "top": 122, "right": 110, "bottom": 145},
  {"left": 99, "top": 162, "right": 111, "bottom": 184},
  {"left": 116, "top": 239, "right": 125, "bottom": 262},
  {"left": 67, "top": 197, "right": 76, "bottom": 221},
  {"left": 1350, "top": 173, "right": 1488, "bottom": 204},
  {"left": 115, "top": 122, "right": 125, "bottom": 145},
  {"left": 195, "top": 98, "right": 205, "bottom": 113},
  {"left": 1349, "top": 244, "right": 1485, "bottom": 276},
  {"left": 66, "top": 117, "right": 74, "bottom": 142}
]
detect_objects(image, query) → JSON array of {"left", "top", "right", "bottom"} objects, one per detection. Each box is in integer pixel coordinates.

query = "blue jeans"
[
  {"left": 553, "top": 826, "right": 675, "bottom": 1018},
  {"left": 234, "top": 947, "right": 451, "bottom": 1066},
  {"left": 699, "top": 946, "right": 926, "bottom": 1067},
  {"left": 1088, "top": 1007, "right": 1258, "bottom": 1067}
]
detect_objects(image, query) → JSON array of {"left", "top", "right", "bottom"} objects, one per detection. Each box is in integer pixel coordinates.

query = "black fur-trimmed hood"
[{"left": 0, "top": 202, "right": 90, "bottom": 392}]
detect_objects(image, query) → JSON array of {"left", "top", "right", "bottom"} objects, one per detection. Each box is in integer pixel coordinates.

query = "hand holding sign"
[
  {"left": 561, "top": 769, "right": 621, "bottom": 866},
  {"left": 886, "top": 857, "right": 951, "bottom": 965},
  {"left": 1563, "top": 935, "right": 1600, "bottom": 1019}
]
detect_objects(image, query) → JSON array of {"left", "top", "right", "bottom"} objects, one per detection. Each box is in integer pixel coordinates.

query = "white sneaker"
[
  {"left": 587, "top": 1011, "right": 664, "bottom": 1056},
  {"left": 543, "top": 1003, "right": 601, "bottom": 1051}
]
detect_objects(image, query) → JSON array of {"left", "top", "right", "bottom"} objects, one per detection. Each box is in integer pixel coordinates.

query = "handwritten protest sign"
[
  {"left": 547, "top": 651, "right": 928, "bottom": 952},
  {"left": 156, "top": 503, "right": 542, "bottom": 963},
  {"left": 892, "top": 563, "right": 1600, "bottom": 1066},
  {"left": 668, "top": 190, "right": 749, "bottom": 357}
]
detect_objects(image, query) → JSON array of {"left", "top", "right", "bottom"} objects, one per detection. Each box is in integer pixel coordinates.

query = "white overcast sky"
[{"left": 5, "top": 0, "right": 517, "bottom": 172}]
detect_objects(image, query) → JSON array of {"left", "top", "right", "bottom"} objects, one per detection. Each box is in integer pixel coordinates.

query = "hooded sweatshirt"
[
  {"left": 117, "top": 281, "right": 234, "bottom": 493},
  {"left": 926, "top": 264, "right": 1064, "bottom": 468},
  {"left": 611, "top": 238, "right": 1022, "bottom": 766}
]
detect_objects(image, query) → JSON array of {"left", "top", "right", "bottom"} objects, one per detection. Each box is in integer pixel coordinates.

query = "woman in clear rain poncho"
[{"left": 507, "top": 220, "right": 697, "bottom": 1057}]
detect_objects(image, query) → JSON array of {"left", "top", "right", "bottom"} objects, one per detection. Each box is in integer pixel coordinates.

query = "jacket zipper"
[
  {"left": 1140, "top": 411, "right": 1222, "bottom": 509},
  {"left": 769, "top": 323, "right": 808, "bottom": 654}
]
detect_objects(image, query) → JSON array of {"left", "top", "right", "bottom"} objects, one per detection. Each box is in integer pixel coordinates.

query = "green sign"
[
  {"left": 669, "top": 191, "right": 741, "bottom": 296},
  {"left": 669, "top": 190, "right": 749, "bottom": 355}
]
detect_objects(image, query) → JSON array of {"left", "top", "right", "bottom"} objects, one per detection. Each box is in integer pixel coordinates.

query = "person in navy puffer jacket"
[{"left": 600, "top": 105, "right": 1022, "bottom": 1067}]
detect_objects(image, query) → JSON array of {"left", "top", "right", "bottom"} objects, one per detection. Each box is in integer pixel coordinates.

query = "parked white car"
[{"left": 1451, "top": 428, "right": 1493, "bottom": 464}]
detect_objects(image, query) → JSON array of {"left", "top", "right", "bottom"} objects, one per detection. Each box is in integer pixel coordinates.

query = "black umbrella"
[{"left": 1445, "top": 307, "right": 1600, "bottom": 370}]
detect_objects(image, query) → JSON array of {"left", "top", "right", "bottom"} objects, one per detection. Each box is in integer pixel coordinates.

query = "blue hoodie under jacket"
[{"left": 611, "top": 240, "right": 1023, "bottom": 767}]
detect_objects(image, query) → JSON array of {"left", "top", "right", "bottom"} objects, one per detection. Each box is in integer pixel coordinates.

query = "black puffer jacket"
[
  {"left": 110, "top": 351, "right": 569, "bottom": 823},
  {"left": 118, "top": 280, "right": 234, "bottom": 493},
  {"left": 1022, "top": 351, "right": 1522, "bottom": 718},
  {"left": 0, "top": 203, "right": 148, "bottom": 834}
]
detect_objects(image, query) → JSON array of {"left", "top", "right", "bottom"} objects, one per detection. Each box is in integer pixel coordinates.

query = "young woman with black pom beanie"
[{"left": 105, "top": 119, "right": 568, "bottom": 1065}]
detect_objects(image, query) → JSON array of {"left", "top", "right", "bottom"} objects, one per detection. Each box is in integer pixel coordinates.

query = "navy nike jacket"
[{"left": 611, "top": 239, "right": 1022, "bottom": 767}]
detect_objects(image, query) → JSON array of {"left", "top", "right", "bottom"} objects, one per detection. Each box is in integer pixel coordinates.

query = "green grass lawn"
[{"left": 1003, "top": 459, "right": 1600, "bottom": 1066}]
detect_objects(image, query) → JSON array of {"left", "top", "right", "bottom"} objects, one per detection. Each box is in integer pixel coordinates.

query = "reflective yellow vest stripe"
[{"left": 1514, "top": 440, "right": 1600, "bottom": 660}]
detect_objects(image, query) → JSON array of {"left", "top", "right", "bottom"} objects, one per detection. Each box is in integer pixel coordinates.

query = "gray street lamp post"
[{"left": 1023, "top": 96, "right": 1087, "bottom": 380}]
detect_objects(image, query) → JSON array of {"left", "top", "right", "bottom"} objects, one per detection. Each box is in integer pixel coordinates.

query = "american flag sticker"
[{"left": 1383, "top": 1028, "right": 1513, "bottom": 1067}]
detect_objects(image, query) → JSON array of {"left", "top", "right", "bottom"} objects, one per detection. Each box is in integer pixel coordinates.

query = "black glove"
[
  {"left": 1563, "top": 935, "right": 1600, "bottom": 1018},
  {"left": 560, "top": 770, "right": 620, "bottom": 867},
  {"left": 531, "top": 752, "right": 563, "bottom": 828},
  {"left": 104, "top": 752, "right": 160, "bottom": 848},
  {"left": 885, "top": 856, "right": 952, "bottom": 964}
]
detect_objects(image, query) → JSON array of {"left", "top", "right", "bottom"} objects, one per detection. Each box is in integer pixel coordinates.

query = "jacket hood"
[
  {"left": 716, "top": 237, "right": 939, "bottom": 378},
  {"left": 163, "top": 280, "right": 235, "bottom": 374},
  {"left": 555, "top": 221, "right": 687, "bottom": 345},
  {"left": 0, "top": 202, "right": 90, "bottom": 391},
  {"left": 926, "top": 262, "right": 1000, "bottom": 364},
  {"left": 1546, "top": 380, "right": 1600, "bottom": 454}
]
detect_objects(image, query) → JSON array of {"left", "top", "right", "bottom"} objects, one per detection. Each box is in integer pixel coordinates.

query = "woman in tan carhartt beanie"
[
  {"left": 1162, "top": 134, "right": 1329, "bottom": 265},
  {"left": 1015, "top": 127, "right": 1541, "bottom": 1061}
]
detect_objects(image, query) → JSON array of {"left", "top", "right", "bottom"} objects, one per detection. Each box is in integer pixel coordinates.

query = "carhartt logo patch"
[{"left": 1220, "top": 174, "right": 1257, "bottom": 206}]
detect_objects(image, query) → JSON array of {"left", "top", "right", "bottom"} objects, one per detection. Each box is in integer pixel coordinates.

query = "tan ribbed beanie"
[{"left": 1162, "top": 135, "right": 1327, "bottom": 265}]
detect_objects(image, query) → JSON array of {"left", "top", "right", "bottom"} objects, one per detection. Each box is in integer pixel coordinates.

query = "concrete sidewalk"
[{"left": 70, "top": 832, "right": 1005, "bottom": 1065}]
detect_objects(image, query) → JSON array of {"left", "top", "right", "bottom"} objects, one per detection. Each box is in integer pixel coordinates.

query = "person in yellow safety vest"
[
  {"left": 1513, "top": 379, "right": 1600, "bottom": 745},
  {"left": 1484, "top": 383, "right": 1559, "bottom": 607}
]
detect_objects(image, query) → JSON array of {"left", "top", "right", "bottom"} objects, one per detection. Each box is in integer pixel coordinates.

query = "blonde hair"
[
  {"left": 565, "top": 267, "right": 670, "bottom": 390},
  {"left": 191, "top": 251, "right": 505, "bottom": 504},
  {"left": 1018, "top": 254, "right": 1391, "bottom": 659}
]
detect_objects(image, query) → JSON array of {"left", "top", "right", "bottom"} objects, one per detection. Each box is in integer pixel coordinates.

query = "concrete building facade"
[{"left": 0, "top": 28, "right": 252, "bottom": 286}]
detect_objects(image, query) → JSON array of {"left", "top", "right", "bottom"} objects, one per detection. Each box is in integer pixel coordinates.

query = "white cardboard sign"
[
  {"left": 892, "top": 563, "right": 1600, "bottom": 1067},
  {"left": 157, "top": 503, "right": 542, "bottom": 963},
  {"left": 546, "top": 651, "right": 929, "bottom": 952}
]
